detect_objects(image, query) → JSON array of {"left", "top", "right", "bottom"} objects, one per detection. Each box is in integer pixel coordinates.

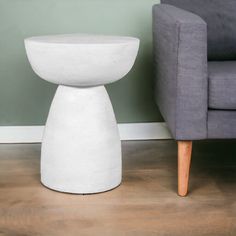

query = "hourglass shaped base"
[{"left": 41, "top": 85, "right": 122, "bottom": 194}]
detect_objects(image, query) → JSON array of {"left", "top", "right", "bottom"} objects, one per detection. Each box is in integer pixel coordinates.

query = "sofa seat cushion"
[{"left": 208, "top": 61, "right": 236, "bottom": 109}]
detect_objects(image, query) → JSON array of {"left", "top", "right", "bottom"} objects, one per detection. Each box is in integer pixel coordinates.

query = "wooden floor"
[{"left": 0, "top": 140, "right": 236, "bottom": 236}]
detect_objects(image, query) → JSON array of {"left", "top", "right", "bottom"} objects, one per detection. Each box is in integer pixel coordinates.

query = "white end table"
[{"left": 25, "top": 34, "right": 139, "bottom": 194}]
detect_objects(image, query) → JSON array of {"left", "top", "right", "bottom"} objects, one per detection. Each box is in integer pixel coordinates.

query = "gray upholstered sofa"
[{"left": 153, "top": 0, "right": 236, "bottom": 196}]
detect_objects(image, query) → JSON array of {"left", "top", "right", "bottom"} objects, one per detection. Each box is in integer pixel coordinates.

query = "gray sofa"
[{"left": 153, "top": 0, "right": 236, "bottom": 196}]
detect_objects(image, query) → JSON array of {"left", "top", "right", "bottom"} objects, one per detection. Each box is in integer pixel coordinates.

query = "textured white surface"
[
  {"left": 25, "top": 34, "right": 139, "bottom": 87},
  {"left": 41, "top": 85, "right": 122, "bottom": 193},
  {"left": 24, "top": 34, "right": 139, "bottom": 193}
]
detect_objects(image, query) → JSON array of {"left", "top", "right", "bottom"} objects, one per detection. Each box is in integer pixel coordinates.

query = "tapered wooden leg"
[{"left": 178, "top": 141, "right": 192, "bottom": 197}]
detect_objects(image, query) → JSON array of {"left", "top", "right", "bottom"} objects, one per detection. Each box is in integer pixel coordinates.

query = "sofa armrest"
[{"left": 153, "top": 4, "right": 208, "bottom": 140}]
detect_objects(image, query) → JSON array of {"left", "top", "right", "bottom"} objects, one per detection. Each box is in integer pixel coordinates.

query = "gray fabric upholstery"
[
  {"left": 208, "top": 110, "right": 236, "bottom": 139},
  {"left": 208, "top": 61, "right": 236, "bottom": 110},
  {"left": 161, "top": 0, "right": 236, "bottom": 61},
  {"left": 153, "top": 4, "right": 208, "bottom": 140}
]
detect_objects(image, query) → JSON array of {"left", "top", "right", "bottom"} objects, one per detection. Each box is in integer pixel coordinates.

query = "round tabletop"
[{"left": 25, "top": 34, "right": 139, "bottom": 45}]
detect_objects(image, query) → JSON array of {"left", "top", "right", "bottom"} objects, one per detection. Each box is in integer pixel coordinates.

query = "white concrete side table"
[{"left": 25, "top": 34, "right": 139, "bottom": 194}]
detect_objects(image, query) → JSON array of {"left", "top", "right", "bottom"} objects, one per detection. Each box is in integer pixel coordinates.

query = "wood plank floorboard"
[{"left": 0, "top": 140, "right": 236, "bottom": 236}]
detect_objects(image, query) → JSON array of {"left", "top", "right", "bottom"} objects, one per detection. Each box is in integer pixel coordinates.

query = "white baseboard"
[
  {"left": 0, "top": 122, "right": 172, "bottom": 143},
  {"left": 118, "top": 122, "right": 171, "bottom": 140}
]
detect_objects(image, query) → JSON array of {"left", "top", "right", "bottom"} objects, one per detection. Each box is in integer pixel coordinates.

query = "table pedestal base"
[{"left": 41, "top": 85, "right": 122, "bottom": 194}]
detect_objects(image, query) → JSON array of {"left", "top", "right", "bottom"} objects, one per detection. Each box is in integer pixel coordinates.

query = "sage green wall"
[{"left": 0, "top": 0, "right": 161, "bottom": 125}]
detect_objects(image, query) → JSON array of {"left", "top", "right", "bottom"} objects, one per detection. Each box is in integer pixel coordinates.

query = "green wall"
[{"left": 0, "top": 0, "right": 161, "bottom": 125}]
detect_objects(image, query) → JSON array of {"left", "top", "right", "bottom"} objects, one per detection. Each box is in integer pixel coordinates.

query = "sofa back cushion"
[{"left": 161, "top": 0, "right": 236, "bottom": 60}]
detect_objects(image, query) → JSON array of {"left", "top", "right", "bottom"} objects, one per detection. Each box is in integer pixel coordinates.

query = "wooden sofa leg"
[{"left": 178, "top": 141, "right": 192, "bottom": 197}]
